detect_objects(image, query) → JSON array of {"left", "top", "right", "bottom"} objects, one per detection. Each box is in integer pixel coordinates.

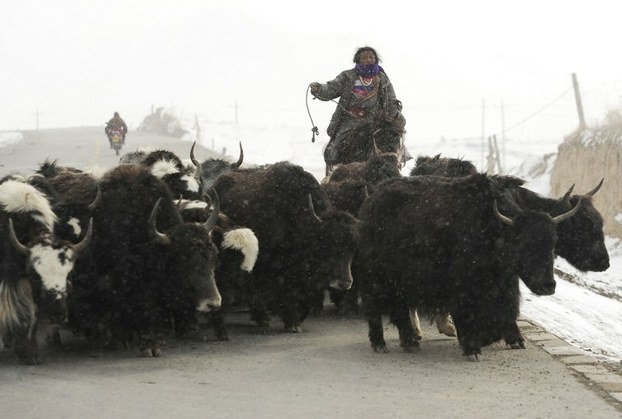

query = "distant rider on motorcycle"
[{"left": 105, "top": 112, "right": 128, "bottom": 148}]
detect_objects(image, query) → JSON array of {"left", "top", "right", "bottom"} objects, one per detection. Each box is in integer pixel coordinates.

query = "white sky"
[{"left": 2, "top": 0, "right": 622, "bottom": 141}]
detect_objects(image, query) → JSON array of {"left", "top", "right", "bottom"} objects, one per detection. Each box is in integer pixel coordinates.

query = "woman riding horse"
[{"left": 309, "top": 46, "right": 408, "bottom": 174}]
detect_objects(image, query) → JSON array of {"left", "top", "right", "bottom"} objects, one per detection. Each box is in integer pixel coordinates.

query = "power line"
[{"left": 502, "top": 88, "right": 573, "bottom": 136}]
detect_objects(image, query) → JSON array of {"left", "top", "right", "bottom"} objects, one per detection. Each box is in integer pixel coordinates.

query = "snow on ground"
[{"left": 0, "top": 132, "right": 24, "bottom": 147}]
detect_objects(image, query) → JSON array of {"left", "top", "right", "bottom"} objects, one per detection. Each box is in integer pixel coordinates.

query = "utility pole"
[
  {"left": 492, "top": 134, "right": 502, "bottom": 174},
  {"left": 500, "top": 98, "right": 505, "bottom": 170},
  {"left": 194, "top": 114, "right": 201, "bottom": 144},
  {"left": 481, "top": 99, "right": 486, "bottom": 169},
  {"left": 572, "top": 73, "right": 586, "bottom": 130}
]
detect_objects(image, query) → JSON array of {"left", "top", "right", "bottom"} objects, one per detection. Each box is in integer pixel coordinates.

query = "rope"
[
  {"left": 306, "top": 86, "right": 371, "bottom": 144},
  {"left": 306, "top": 86, "right": 320, "bottom": 143}
]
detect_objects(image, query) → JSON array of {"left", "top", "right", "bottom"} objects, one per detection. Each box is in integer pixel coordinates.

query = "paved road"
[
  {"left": 1, "top": 128, "right": 621, "bottom": 418},
  {"left": 0, "top": 127, "right": 221, "bottom": 178}
]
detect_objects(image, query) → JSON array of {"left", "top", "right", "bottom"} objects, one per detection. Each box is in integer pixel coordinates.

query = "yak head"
[
  {"left": 190, "top": 141, "right": 243, "bottom": 195},
  {"left": 149, "top": 192, "right": 222, "bottom": 314},
  {"left": 551, "top": 179, "right": 609, "bottom": 272},
  {"left": 9, "top": 218, "right": 92, "bottom": 300},
  {"left": 304, "top": 195, "right": 359, "bottom": 292},
  {"left": 494, "top": 200, "right": 580, "bottom": 296}
]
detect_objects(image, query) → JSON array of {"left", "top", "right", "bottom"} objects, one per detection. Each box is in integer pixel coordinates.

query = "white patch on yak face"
[
  {"left": 67, "top": 217, "right": 82, "bottom": 237},
  {"left": 29, "top": 244, "right": 76, "bottom": 298},
  {"left": 182, "top": 174, "right": 200, "bottom": 193}
]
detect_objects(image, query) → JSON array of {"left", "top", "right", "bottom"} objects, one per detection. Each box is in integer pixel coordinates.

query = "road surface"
[{"left": 0, "top": 128, "right": 621, "bottom": 418}]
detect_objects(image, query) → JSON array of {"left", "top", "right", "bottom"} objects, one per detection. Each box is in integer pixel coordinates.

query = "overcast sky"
[{"left": 2, "top": 0, "right": 621, "bottom": 142}]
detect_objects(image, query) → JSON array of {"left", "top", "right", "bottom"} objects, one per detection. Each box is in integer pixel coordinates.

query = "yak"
[
  {"left": 67, "top": 164, "right": 222, "bottom": 357},
  {"left": 356, "top": 173, "right": 579, "bottom": 360},
  {"left": 190, "top": 140, "right": 244, "bottom": 195},
  {"left": 138, "top": 150, "right": 202, "bottom": 201},
  {"left": 0, "top": 179, "right": 91, "bottom": 364},
  {"left": 177, "top": 198, "right": 259, "bottom": 341},
  {"left": 408, "top": 155, "right": 609, "bottom": 344},
  {"left": 34, "top": 159, "right": 101, "bottom": 243},
  {"left": 212, "top": 161, "right": 359, "bottom": 333}
]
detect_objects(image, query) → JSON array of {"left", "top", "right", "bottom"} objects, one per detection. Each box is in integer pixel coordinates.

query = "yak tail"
[{"left": 0, "top": 279, "right": 37, "bottom": 339}]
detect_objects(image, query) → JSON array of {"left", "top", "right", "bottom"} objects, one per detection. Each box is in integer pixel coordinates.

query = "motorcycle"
[{"left": 106, "top": 127, "right": 124, "bottom": 156}]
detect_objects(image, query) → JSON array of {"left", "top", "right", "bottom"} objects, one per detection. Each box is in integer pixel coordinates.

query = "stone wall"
[{"left": 550, "top": 126, "right": 622, "bottom": 239}]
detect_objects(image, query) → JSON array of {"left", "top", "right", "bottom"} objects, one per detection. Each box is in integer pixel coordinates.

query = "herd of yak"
[{"left": 0, "top": 121, "right": 611, "bottom": 364}]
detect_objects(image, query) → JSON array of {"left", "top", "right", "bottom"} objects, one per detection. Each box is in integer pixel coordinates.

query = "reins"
[
  {"left": 306, "top": 86, "right": 372, "bottom": 143},
  {"left": 306, "top": 86, "right": 320, "bottom": 143}
]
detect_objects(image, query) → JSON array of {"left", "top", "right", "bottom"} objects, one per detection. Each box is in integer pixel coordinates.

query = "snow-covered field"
[{"left": 2, "top": 124, "right": 621, "bottom": 363}]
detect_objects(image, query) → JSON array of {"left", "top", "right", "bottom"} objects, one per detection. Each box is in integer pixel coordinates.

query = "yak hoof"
[
  {"left": 284, "top": 325, "right": 302, "bottom": 333},
  {"left": 435, "top": 315, "right": 457, "bottom": 337},
  {"left": 18, "top": 356, "right": 40, "bottom": 365},
  {"left": 372, "top": 343, "right": 389, "bottom": 353},
  {"left": 466, "top": 354, "right": 481, "bottom": 362},
  {"left": 508, "top": 341, "right": 526, "bottom": 350},
  {"left": 140, "top": 347, "right": 162, "bottom": 357},
  {"left": 402, "top": 342, "right": 421, "bottom": 353}
]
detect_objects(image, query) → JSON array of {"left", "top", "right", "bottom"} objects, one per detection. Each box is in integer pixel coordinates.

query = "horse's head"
[{"left": 335, "top": 112, "right": 405, "bottom": 167}]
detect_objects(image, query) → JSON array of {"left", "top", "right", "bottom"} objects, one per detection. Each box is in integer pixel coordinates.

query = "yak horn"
[
  {"left": 552, "top": 199, "right": 582, "bottom": 224},
  {"left": 8, "top": 219, "right": 30, "bottom": 256},
  {"left": 203, "top": 189, "right": 220, "bottom": 233},
  {"left": 88, "top": 185, "right": 102, "bottom": 211},
  {"left": 149, "top": 198, "right": 171, "bottom": 245},
  {"left": 560, "top": 184, "right": 575, "bottom": 204},
  {"left": 493, "top": 200, "right": 513, "bottom": 226},
  {"left": 308, "top": 194, "right": 322, "bottom": 222},
  {"left": 189, "top": 141, "right": 200, "bottom": 167},
  {"left": 585, "top": 178, "right": 604, "bottom": 197},
  {"left": 73, "top": 218, "right": 93, "bottom": 253},
  {"left": 233, "top": 142, "right": 244, "bottom": 168}
]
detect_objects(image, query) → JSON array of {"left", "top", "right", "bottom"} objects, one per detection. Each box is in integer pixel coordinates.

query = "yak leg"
[
  {"left": 281, "top": 303, "right": 302, "bottom": 333},
  {"left": 210, "top": 311, "right": 229, "bottom": 341},
  {"left": 138, "top": 331, "right": 162, "bottom": 357},
  {"left": 452, "top": 313, "right": 482, "bottom": 361},
  {"left": 367, "top": 312, "right": 388, "bottom": 353},
  {"left": 247, "top": 288, "right": 271, "bottom": 327},
  {"left": 333, "top": 287, "right": 361, "bottom": 316},
  {"left": 393, "top": 303, "right": 420, "bottom": 353},
  {"left": 409, "top": 307, "right": 423, "bottom": 340},
  {"left": 2, "top": 331, "right": 14, "bottom": 349},
  {"left": 433, "top": 313, "right": 457, "bottom": 337},
  {"left": 503, "top": 321, "right": 526, "bottom": 349},
  {"left": 13, "top": 324, "right": 40, "bottom": 365}
]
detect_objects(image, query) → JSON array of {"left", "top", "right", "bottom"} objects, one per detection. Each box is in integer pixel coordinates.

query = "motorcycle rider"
[{"left": 105, "top": 112, "right": 128, "bottom": 148}]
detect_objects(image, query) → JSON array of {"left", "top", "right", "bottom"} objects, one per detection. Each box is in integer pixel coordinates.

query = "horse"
[{"left": 324, "top": 112, "right": 407, "bottom": 176}]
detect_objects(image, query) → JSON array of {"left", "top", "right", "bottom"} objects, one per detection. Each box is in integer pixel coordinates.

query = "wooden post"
[
  {"left": 500, "top": 98, "right": 505, "bottom": 169},
  {"left": 194, "top": 114, "right": 201, "bottom": 143},
  {"left": 481, "top": 99, "right": 486, "bottom": 168},
  {"left": 492, "top": 134, "right": 502, "bottom": 173},
  {"left": 572, "top": 73, "right": 586, "bottom": 130},
  {"left": 486, "top": 136, "right": 495, "bottom": 175}
]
